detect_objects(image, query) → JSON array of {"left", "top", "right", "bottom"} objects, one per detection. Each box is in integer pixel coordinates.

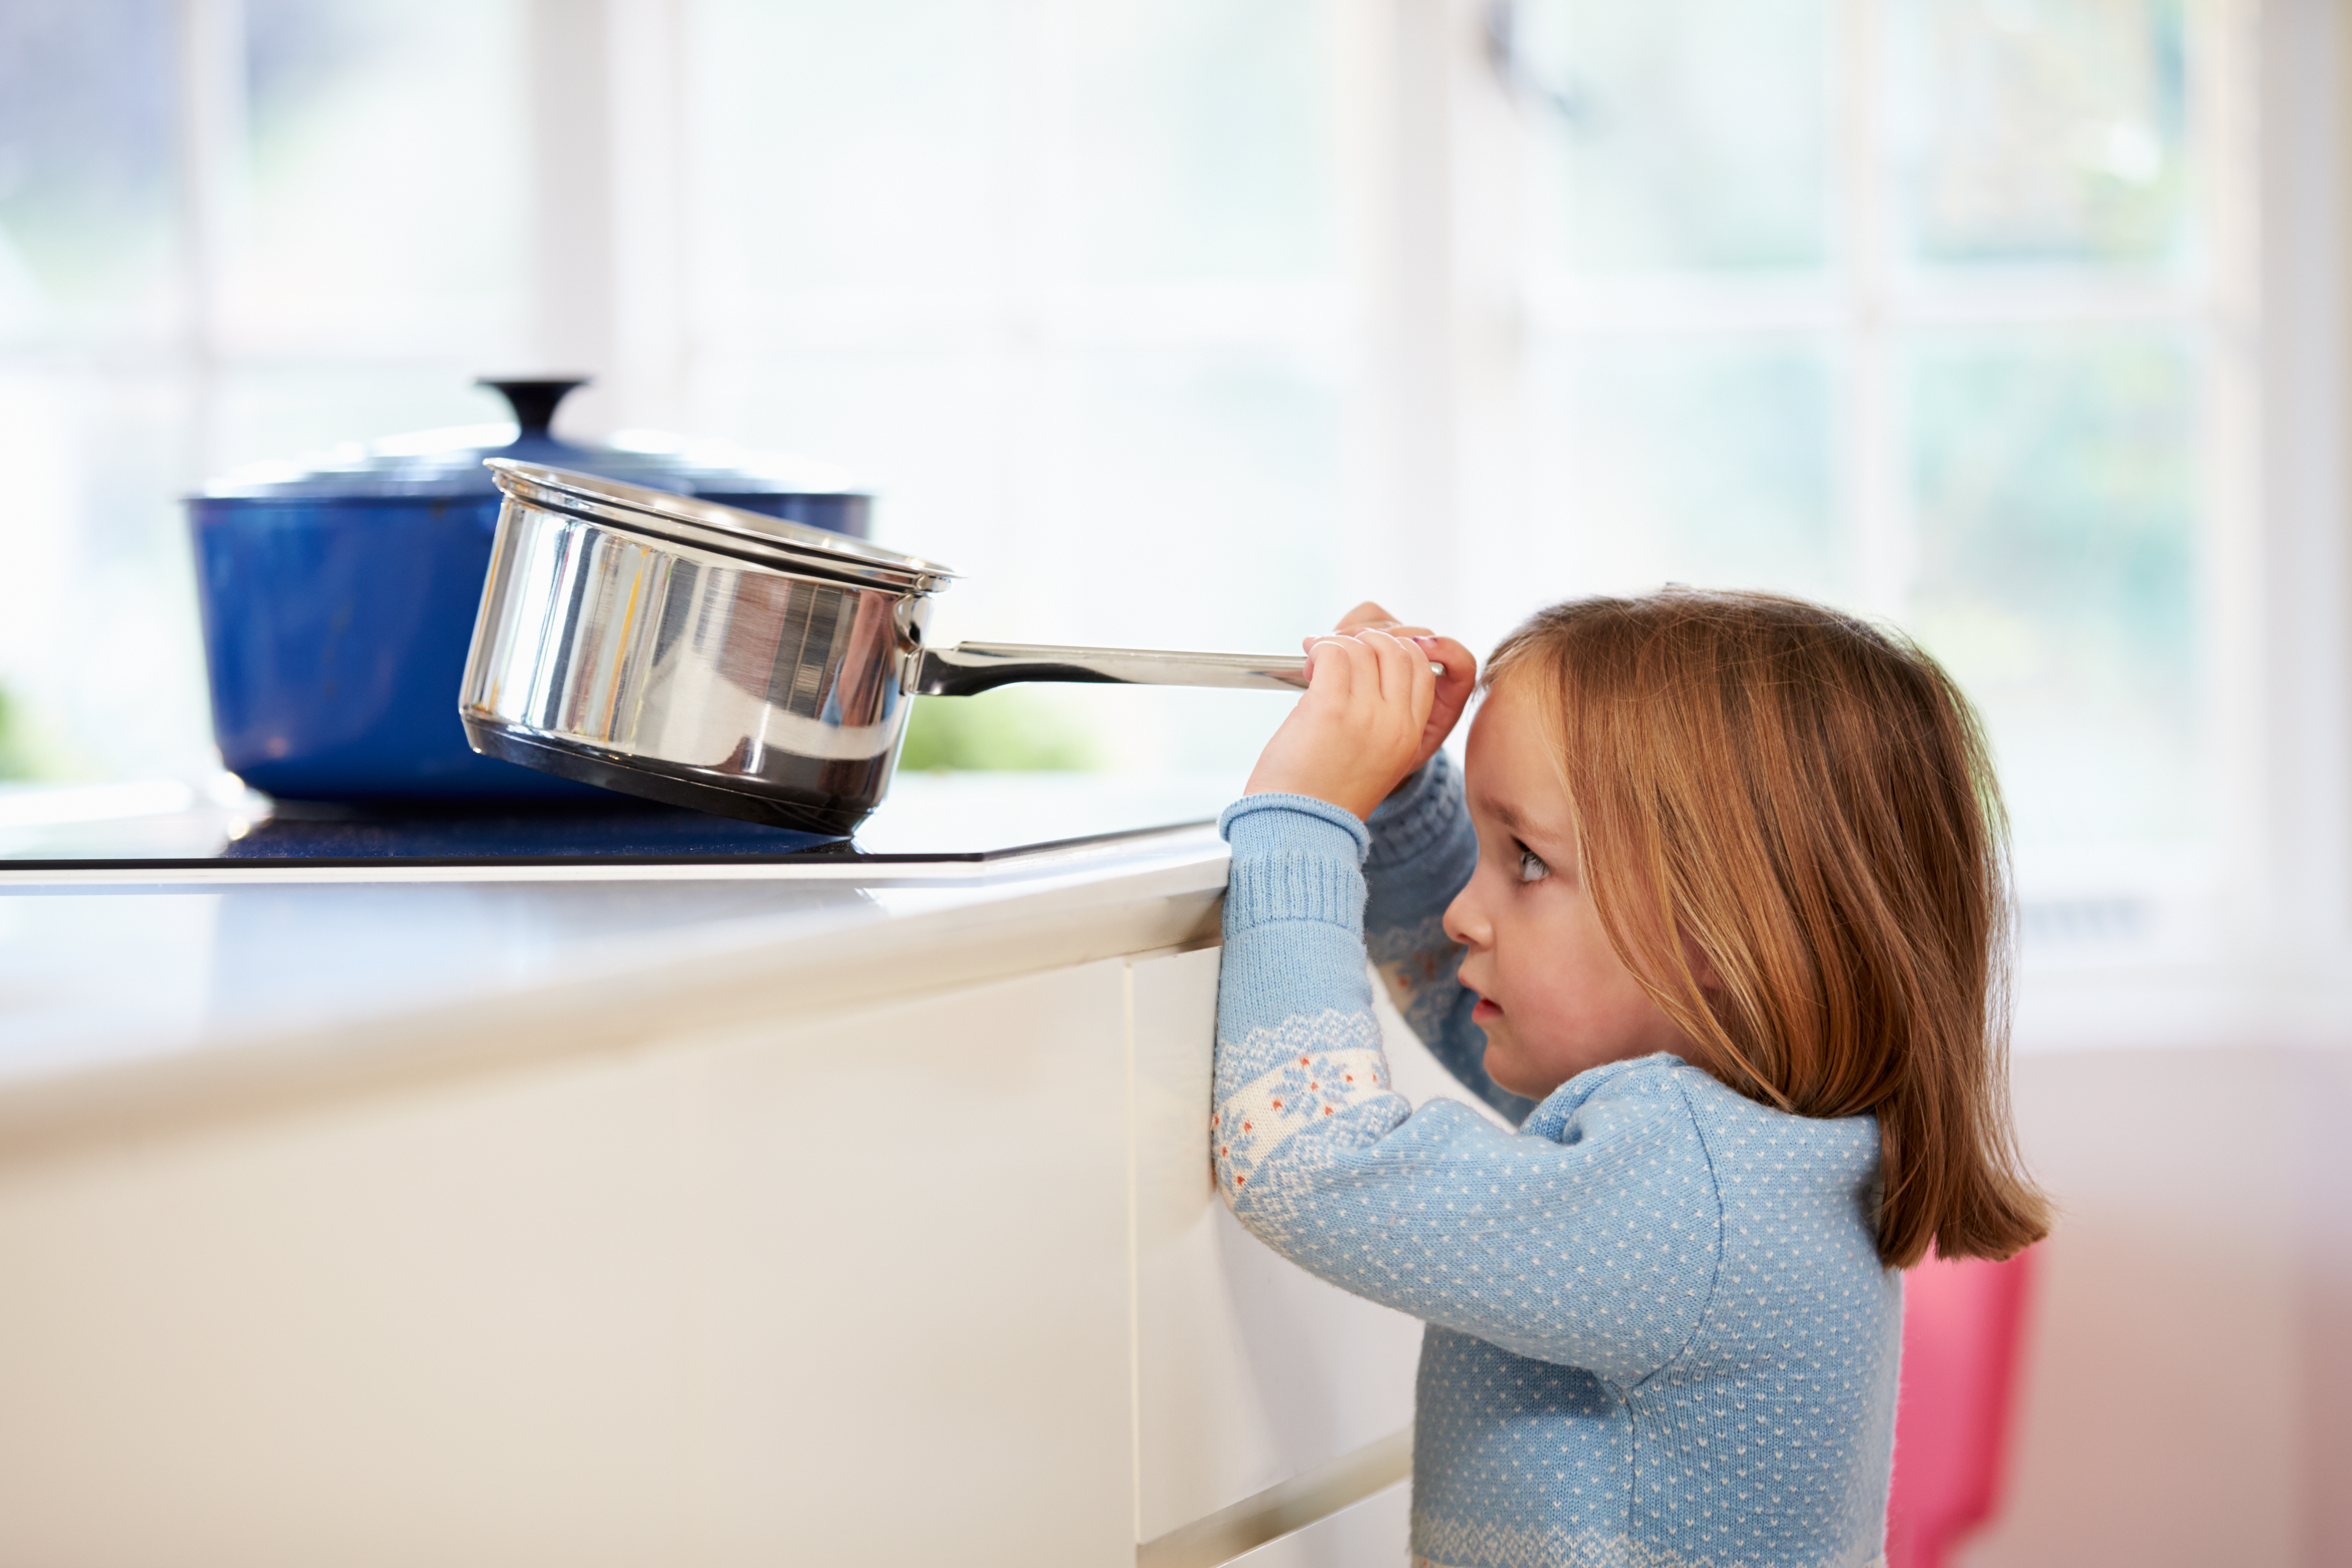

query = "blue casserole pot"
[{"left": 187, "top": 378, "right": 872, "bottom": 802}]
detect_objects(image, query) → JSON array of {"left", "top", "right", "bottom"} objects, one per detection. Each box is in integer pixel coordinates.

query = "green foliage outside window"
[
  {"left": 895, "top": 688, "right": 1105, "bottom": 773},
  {"left": 0, "top": 684, "right": 49, "bottom": 781}
]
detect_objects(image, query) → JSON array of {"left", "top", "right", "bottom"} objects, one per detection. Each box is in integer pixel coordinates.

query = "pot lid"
[
  {"left": 486, "top": 459, "right": 957, "bottom": 594},
  {"left": 198, "top": 377, "right": 866, "bottom": 502}
]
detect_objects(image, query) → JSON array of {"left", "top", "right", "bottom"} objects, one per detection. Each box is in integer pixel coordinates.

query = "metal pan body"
[{"left": 459, "top": 491, "right": 925, "bottom": 836}]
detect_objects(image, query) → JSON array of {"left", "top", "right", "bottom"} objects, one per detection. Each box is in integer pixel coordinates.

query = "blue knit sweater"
[{"left": 1214, "top": 755, "right": 1901, "bottom": 1568}]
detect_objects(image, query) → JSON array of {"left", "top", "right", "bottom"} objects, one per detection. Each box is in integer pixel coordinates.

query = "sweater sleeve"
[
  {"left": 1362, "top": 754, "right": 1538, "bottom": 1125},
  {"left": 1214, "top": 793, "right": 1722, "bottom": 1387}
]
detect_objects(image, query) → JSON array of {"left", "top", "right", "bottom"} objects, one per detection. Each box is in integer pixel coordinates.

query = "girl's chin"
[{"left": 1481, "top": 1040, "right": 1545, "bottom": 1100}]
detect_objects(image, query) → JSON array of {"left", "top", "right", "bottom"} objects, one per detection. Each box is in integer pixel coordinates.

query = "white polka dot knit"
[{"left": 1214, "top": 755, "right": 1901, "bottom": 1568}]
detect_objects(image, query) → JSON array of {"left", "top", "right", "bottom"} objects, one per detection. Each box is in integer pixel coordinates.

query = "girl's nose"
[{"left": 1442, "top": 880, "right": 1490, "bottom": 949}]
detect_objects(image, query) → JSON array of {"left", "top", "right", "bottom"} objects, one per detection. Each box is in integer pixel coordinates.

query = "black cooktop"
[
  {"left": 177, "top": 801, "right": 842, "bottom": 864},
  {"left": 0, "top": 774, "right": 1234, "bottom": 871}
]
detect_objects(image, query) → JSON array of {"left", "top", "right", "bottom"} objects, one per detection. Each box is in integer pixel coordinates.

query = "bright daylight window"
[
  {"left": 0, "top": 0, "right": 2254, "bottom": 949},
  {"left": 1494, "top": 0, "right": 2225, "bottom": 941},
  {"left": 0, "top": 0, "right": 532, "bottom": 780}
]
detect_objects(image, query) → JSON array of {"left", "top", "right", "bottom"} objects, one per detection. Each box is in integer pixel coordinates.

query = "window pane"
[
  {"left": 1524, "top": 338, "right": 1845, "bottom": 601},
  {"left": 1024, "top": 351, "right": 1343, "bottom": 778},
  {"left": 0, "top": 5, "right": 201, "bottom": 781},
  {"left": 1906, "top": 333, "right": 2200, "bottom": 847},
  {"left": 1893, "top": 0, "right": 2190, "bottom": 269},
  {"left": 0, "top": 0, "right": 179, "bottom": 338},
  {"left": 0, "top": 367, "right": 213, "bottom": 781},
  {"left": 1517, "top": 0, "right": 1833, "bottom": 275},
  {"left": 1073, "top": 0, "right": 1338, "bottom": 281},
  {"left": 689, "top": 345, "right": 1342, "bottom": 780},
  {"left": 685, "top": 349, "right": 1029, "bottom": 609},
  {"left": 211, "top": 361, "right": 513, "bottom": 473},
  {"left": 1049, "top": 353, "right": 1343, "bottom": 647},
  {"left": 689, "top": 0, "right": 1001, "bottom": 303},
  {"left": 230, "top": 0, "right": 530, "bottom": 349}
]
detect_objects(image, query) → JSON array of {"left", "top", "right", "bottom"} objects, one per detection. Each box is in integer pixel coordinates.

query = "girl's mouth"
[{"left": 1470, "top": 997, "right": 1502, "bottom": 1024}]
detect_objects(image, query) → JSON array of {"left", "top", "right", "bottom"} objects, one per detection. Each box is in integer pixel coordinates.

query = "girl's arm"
[
  {"left": 1362, "top": 754, "right": 1538, "bottom": 1125},
  {"left": 1215, "top": 793, "right": 1720, "bottom": 1388}
]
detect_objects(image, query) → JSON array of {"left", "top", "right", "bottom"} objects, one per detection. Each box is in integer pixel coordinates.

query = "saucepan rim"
[{"left": 485, "top": 459, "right": 956, "bottom": 595}]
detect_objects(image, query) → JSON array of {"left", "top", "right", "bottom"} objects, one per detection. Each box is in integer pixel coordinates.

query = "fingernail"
[{"left": 1412, "top": 636, "right": 1439, "bottom": 649}]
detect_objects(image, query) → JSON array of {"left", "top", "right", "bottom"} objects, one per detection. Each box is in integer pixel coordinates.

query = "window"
[
  {"left": 674, "top": 0, "right": 1358, "bottom": 774},
  {"left": 2, "top": 0, "right": 2338, "bottom": 983},
  {"left": 0, "top": 0, "right": 530, "bottom": 780},
  {"left": 1491, "top": 0, "right": 2228, "bottom": 916}
]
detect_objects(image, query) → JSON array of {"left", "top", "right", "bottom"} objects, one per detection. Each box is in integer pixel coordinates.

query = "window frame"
[
  {"left": 1448, "top": 0, "right": 2347, "bottom": 994},
  {"left": 98, "top": 0, "right": 2352, "bottom": 1005}
]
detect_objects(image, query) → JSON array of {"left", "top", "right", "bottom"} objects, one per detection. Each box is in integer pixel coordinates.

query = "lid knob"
[{"left": 478, "top": 377, "right": 592, "bottom": 441}]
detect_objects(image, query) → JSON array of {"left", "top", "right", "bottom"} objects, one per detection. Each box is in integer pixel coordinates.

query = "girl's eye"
[{"left": 1516, "top": 846, "right": 1550, "bottom": 884}]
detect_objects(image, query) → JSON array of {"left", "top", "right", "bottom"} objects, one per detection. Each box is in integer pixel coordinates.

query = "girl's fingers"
[
  {"left": 1419, "top": 634, "right": 1476, "bottom": 691},
  {"left": 1309, "top": 633, "right": 1373, "bottom": 685},
  {"left": 1406, "top": 632, "right": 1439, "bottom": 719},
  {"left": 1411, "top": 635, "right": 1478, "bottom": 762},
  {"left": 1359, "top": 627, "right": 1416, "bottom": 705},
  {"left": 1359, "top": 632, "right": 1432, "bottom": 759},
  {"left": 1312, "top": 625, "right": 1436, "bottom": 662},
  {"left": 1305, "top": 634, "right": 1366, "bottom": 696},
  {"left": 1302, "top": 637, "right": 1335, "bottom": 691},
  {"left": 1343, "top": 637, "right": 1395, "bottom": 720}
]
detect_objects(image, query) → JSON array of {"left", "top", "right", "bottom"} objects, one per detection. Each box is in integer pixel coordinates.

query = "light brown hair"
[{"left": 1486, "top": 589, "right": 2049, "bottom": 1269}]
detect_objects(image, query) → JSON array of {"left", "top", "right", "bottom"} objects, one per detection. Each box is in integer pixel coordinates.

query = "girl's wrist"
[
  {"left": 1219, "top": 792, "right": 1372, "bottom": 875},
  {"left": 1240, "top": 764, "right": 1393, "bottom": 823}
]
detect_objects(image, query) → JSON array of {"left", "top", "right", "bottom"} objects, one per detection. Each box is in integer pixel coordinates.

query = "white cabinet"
[
  {"left": 1228, "top": 1483, "right": 1411, "bottom": 1568},
  {"left": 0, "top": 890, "right": 1415, "bottom": 1566}
]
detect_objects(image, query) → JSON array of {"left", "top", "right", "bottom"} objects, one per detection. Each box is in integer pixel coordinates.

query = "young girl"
[{"left": 1214, "top": 589, "right": 2048, "bottom": 1568}]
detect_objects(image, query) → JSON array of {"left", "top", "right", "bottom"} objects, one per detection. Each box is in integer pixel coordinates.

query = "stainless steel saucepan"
[{"left": 459, "top": 461, "right": 1310, "bottom": 835}]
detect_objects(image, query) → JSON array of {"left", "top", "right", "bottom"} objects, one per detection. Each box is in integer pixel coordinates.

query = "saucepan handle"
[{"left": 914, "top": 642, "right": 1311, "bottom": 697}]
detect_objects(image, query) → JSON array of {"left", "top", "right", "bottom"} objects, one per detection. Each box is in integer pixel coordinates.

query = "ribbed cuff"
[
  {"left": 1218, "top": 793, "right": 1369, "bottom": 934},
  {"left": 1365, "top": 751, "right": 1465, "bottom": 872}
]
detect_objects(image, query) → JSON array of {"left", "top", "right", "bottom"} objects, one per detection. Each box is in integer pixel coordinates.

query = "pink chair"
[{"left": 1884, "top": 1247, "right": 2038, "bottom": 1568}]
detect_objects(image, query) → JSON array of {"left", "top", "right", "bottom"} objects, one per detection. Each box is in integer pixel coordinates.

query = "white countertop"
[{"left": 0, "top": 774, "right": 1242, "bottom": 1154}]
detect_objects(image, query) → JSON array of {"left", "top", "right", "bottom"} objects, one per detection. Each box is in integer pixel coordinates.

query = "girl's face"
[{"left": 1443, "top": 678, "right": 1696, "bottom": 1101}]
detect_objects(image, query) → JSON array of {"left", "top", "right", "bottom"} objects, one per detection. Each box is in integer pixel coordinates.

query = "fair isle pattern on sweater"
[
  {"left": 1214, "top": 760, "right": 1901, "bottom": 1568},
  {"left": 1211, "top": 1008, "right": 1390, "bottom": 1195}
]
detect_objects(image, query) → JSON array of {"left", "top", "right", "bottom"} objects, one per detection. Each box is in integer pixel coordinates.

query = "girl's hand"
[
  {"left": 1244, "top": 627, "right": 1439, "bottom": 820},
  {"left": 1323, "top": 602, "right": 1478, "bottom": 778}
]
